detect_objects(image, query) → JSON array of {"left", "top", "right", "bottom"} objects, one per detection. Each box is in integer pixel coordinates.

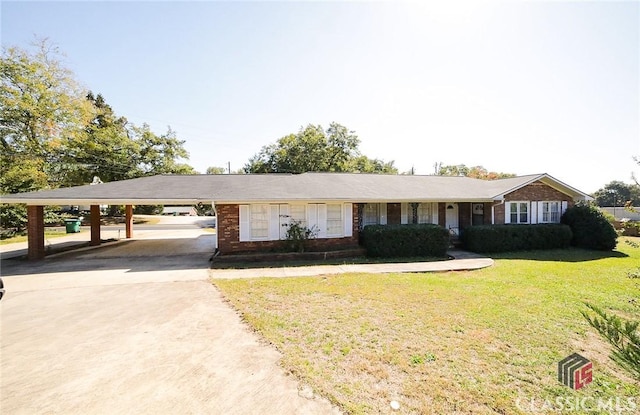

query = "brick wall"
[
  {"left": 217, "top": 203, "right": 361, "bottom": 254},
  {"left": 459, "top": 202, "right": 471, "bottom": 229},
  {"left": 438, "top": 203, "right": 446, "bottom": 227},
  {"left": 27, "top": 205, "right": 45, "bottom": 260},
  {"left": 493, "top": 181, "right": 575, "bottom": 224}
]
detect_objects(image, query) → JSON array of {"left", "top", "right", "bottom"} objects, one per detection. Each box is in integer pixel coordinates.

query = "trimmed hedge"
[
  {"left": 462, "top": 224, "right": 572, "bottom": 253},
  {"left": 361, "top": 224, "right": 449, "bottom": 258},
  {"left": 561, "top": 204, "right": 617, "bottom": 250}
]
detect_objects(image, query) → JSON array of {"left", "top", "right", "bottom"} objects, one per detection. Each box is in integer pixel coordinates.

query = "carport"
[{"left": 1, "top": 175, "right": 217, "bottom": 260}]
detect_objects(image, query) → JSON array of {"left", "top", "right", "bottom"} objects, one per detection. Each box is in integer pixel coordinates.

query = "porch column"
[
  {"left": 125, "top": 205, "right": 133, "bottom": 239},
  {"left": 90, "top": 205, "right": 101, "bottom": 246},
  {"left": 27, "top": 205, "right": 45, "bottom": 260}
]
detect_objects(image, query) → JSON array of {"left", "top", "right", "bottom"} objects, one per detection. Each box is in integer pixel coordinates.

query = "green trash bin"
[{"left": 64, "top": 219, "right": 81, "bottom": 233}]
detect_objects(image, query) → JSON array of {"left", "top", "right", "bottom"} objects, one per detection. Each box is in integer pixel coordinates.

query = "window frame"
[
  {"left": 417, "top": 203, "right": 432, "bottom": 224},
  {"left": 363, "top": 203, "right": 380, "bottom": 227},
  {"left": 541, "top": 201, "right": 561, "bottom": 223},
  {"left": 326, "top": 204, "right": 343, "bottom": 237},
  {"left": 508, "top": 201, "right": 530, "bottom": 224},
  {"left": 249, "top": 204, "right": 270, "bottom": 240}
]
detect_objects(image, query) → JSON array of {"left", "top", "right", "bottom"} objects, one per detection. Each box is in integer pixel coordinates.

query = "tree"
[
  {"left": 132, "top": 124, "right": 194, "bottom": 175},
  {"left": 58, "top": 92, "right": 140, "bottom": 187},
  {"left": 1, "top": 40, "right": 90, "bottom": 230},
  {"left": 244, "top": 123, "right": 397, "bottom": 174},
  {"left": 435, "top": 163, "right": 515, "bottom": 180},
  {"left": 0, "top": 39, "right": 90, "bottom": 166},
  {"left": 560, "top": 203, "right": 617, "bottom": 251},
  {"left": 1, "top": 39, "right": 91, "bottom": 193},
  {"left": 593, "top": 181, "right": 640, "bottom": 207},
  {"left": 206, "top": 166, "right": 227, "bottom": 174}
]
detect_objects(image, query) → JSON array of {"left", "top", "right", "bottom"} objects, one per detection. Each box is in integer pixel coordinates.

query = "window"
[
  {"left": 417, "top": 203, "right": 432, "bottom": 224},
  {"left": 327, "top": 204, "right": 343, "bottom": 236},
  {"left": 289, "top": 204, "right": 306, "bottom": 227},
  {"left": 542, "top": 201, "right": 560, "bottom": 223},
  {"left": 363, "top": 203, "right": 379, "bottom": 226},
  {"left": 250, "top": 204, "right": 269, "bottom": 239},
  {"left": 509, "top": 202, "right": 529, "bottom": 224}
]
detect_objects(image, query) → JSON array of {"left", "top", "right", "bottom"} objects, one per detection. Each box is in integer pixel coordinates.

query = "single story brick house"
[{"left": 1, "top": 172, "right": 592, "bottom": 259}]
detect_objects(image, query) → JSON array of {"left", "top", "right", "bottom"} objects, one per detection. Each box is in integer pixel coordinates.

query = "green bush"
[
  {"left": 561, "top": 204, "right": 617, "bottom": 250},
  {"left": 462, "top": 224, "right": 572, "bottom": 253},
  {"left": 361, "top": 224, "right": 449, "bottom": 258}
]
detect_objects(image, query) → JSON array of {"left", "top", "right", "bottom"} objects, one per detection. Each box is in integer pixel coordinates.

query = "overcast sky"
[{"left": 2, "top": 0, "right": 638, "bottom": 193}]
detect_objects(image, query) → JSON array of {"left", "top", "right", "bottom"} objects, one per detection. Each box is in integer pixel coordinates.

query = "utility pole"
[{"left": 228, "top": 161, "right": 231, "bottom": 174}]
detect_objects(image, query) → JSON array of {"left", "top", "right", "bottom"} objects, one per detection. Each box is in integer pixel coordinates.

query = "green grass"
[
  {"left": 0, "top": 229, "right": 84, "bottom": 245},
  {"left": 213, "top": 238, "right": 640, "bottom": 414}
]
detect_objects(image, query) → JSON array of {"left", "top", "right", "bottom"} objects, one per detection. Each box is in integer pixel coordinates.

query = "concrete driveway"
[{"left": 0, "top": 236, "right": 338, "bottom": 414}]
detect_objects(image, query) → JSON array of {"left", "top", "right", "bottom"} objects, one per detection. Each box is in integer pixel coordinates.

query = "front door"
[{"left": 445, "top": 203, "right": 459, "bottom": 236}]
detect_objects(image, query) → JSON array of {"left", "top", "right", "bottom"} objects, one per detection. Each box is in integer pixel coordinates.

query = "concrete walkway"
[{"left": 209, "top": 249, "right": 494, "bottom": 279}]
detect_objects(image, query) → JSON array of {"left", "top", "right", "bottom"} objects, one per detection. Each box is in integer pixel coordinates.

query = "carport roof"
[{"left": 0, "top": 172, "right": 592, "bottom": 205}]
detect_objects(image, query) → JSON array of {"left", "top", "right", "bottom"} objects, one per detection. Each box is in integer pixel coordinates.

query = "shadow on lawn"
[{"left": 489, "top": 248, "right": 628, "bottom": 262}]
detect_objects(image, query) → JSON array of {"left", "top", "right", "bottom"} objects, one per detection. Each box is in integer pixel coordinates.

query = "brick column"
[
  {"left": 27, "top": 205, "right": 45, "bottom": 260},
  {"left": 90, "top": 205, "right": 101, "bottom": 246},
  {"left": 125, "top": 205, "right": 133, "bottom": 239}
]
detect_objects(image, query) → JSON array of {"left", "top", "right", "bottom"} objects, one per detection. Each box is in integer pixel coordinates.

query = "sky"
[{"left": 1, "top": 0, "right": 639, "bottom": 193}]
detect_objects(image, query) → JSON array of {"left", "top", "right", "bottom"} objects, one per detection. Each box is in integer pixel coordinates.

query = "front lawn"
[
  {"left": 213, "top": 238, "right": 640, "bottom": 414},
  {"left": 0, "top": 228, "right": 81, "bottom": 245}
]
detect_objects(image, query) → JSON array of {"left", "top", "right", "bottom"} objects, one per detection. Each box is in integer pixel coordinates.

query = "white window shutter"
[
  {"left": 308, "top": 204, "right": 318, "bottom": 235},
  {"left": 239, "top": 205, "right": 250, "bottom": 241},
  {"left": 530, "top": 201, "right": 542, "bottom": 224},
  {"left": 344, "top": 203, "right": 353, "bottom": 237},
  {"left": 432, "top": 202, "right": 438, "bottom": 224},
  {"left": 561, "top": 201, "right": 568, "bottom": 217},
  {"left": 401, "top": 203, "right": 408, "bottom": 224},
  {"left": 269, "top": 205, "right": 280, "bottom": 240},
  {"left": 505, "top": 202, "right": 511, "bottom": 224},
  {"left": 317, "top": 204, "right": 327, "bottom": 238},
  {"left": 379, "top": 203, "right": 387, "bottom": 225}
]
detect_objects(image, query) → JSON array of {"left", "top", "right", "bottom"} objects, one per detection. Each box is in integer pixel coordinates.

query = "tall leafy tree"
[
  {"left": 132, "top": 124, "right": 194, "bottom": 175},
  {"left": 206, "top": 166, "right": 227, "bottom": 174},
  {"left": 1, "top": 40, "right": 196, "bottom": 228},
  {"left": 1, "top": 40, "right": 90, "bottom": 188},
  {"left": 593, "top": 180, "right": 640, "bottom": 207},
  {"left": 435, "top": 163, "right": 515, "bottom": 180},
  {"left": 58, "top": 92, "right": 140, "bottom": 186},
  {"left": 244, "top": 122, "right": 397, "bottom": 174}
]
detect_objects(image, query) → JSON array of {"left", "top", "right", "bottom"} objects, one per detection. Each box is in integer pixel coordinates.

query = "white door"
[{"left": 445, "top": 203, "right": 459, "bottom": 236}]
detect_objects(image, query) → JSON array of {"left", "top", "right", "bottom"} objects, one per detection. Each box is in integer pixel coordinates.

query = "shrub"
[
  {"left": 462, "top": 224, "right": 572, "bottom": 253},
  {"left": 284, "top": 220, "right": 318, "bottom": 253},
  {"left": 561, "top": 204, "right": 617, "bottom": 250},
  {"left": 620, "top": 221, "right": 640, "bottom": 237},
  {"left": 361, "top": 224, "right": 449, "bottom": 258}
]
